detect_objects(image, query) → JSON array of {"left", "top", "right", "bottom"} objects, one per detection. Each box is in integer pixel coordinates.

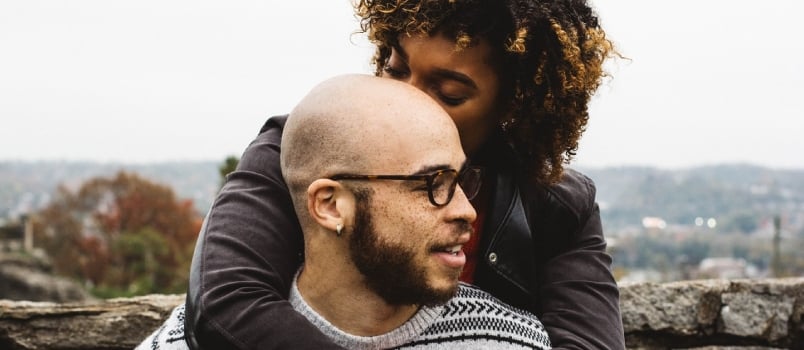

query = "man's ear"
[{"left": 307, "top": 179, "right": 352, "bottom": 233}]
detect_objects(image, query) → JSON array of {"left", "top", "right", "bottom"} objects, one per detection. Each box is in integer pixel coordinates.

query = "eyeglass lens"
[{"left": 431, "top": 168, "right": 481, "bottom": 205}]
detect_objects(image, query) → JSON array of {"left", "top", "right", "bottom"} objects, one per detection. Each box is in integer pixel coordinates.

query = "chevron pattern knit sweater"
[
  {"left": 136, "top": 283, "right": 551, "bottom": 350},
  {"left": 290, "top": 281, "right": 552, "bottom": 350}
]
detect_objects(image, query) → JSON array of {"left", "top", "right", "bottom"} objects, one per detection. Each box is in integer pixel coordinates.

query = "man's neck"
[{"left": 296, "top": 265, "right": 419, "bottom": 336}]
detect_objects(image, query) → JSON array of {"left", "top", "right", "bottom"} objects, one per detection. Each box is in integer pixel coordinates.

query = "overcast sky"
[{"left": 1, "top": 0, "right": 802, "bottom": 169}]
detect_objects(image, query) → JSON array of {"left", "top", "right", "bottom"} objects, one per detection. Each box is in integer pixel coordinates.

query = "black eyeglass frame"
[{"left": 329, "top": 166, "right": 483, "bottom": 207}]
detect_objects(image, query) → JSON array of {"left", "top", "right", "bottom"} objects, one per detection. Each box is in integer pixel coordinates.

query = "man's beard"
[{"left": 348, "top": 190, "right": 458, "bottom": 306}]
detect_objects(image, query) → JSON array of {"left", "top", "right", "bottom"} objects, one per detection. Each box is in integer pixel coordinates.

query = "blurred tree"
[
  {"left": 33, "top": 171, "right": 202, "bottom": 297},
  {"left": 721, "top": 211, "right": 759, "bottom": 234},
  {"left": 679, "top": 239, "right": 710, "bottom": 266},
  {"left": 218, "top": 155, "right": 239, "bottom": 187}
]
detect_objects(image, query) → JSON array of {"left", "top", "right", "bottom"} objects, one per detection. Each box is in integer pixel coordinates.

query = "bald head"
[{"left": 281, "top": 74, "right": 463, "bottom": 221}]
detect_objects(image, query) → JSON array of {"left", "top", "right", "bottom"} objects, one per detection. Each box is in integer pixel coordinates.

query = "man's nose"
[{"left": 446, "top": 184, "right": 477, "bottom": 224}]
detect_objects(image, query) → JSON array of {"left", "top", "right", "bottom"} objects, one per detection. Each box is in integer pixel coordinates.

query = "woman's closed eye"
[{"left": 437, "top": 92, "right": 468, "bottom": 106}]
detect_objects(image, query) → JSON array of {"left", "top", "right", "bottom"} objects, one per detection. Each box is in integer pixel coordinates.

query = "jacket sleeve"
[
  {"left": 185, "top": 117, "right": 345, "bottom": 350},
  {"left": 535, "top": 172, "right": 625, "bottom": 350}
]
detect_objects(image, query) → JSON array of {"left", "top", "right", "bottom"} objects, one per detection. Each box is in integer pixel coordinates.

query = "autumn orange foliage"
[{"left": 33, "top": 171, "right": 202, "bottom": 297}]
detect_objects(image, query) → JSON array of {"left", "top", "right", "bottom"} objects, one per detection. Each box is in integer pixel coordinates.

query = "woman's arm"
[
  {"left": 535, "top": 171, "right": 625, "bottom": 350},
  {"left": 185, "top": 116, "right": 345, "bottom": 349}
]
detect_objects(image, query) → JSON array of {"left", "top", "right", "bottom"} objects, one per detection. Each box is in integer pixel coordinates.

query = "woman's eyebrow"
[
  {"left": 392, "top": 43, "right": 478, "bottom": 90},
  {"left": 431, "top": 68, "right": 478, "bottom": 90}
]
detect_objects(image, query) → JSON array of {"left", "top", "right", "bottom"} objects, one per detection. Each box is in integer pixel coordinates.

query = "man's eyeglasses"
[{"left": 329, "top": 166, "right": 483, "bottom": 207}]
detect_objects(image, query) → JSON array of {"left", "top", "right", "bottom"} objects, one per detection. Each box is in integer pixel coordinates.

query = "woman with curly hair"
[{"left": 183, "top": 0, "right": 623, "bottom": 349}]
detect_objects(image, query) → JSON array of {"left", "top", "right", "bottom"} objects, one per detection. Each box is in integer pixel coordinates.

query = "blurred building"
[{"left": 696, "top": 257, "right": 760, "bottom": 279}]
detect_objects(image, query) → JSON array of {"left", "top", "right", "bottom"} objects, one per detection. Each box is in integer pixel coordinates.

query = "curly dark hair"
[{"left": 355, "top": 0, "right": 615, "bottom": 184}]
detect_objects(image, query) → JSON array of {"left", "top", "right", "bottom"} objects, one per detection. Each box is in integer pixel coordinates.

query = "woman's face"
[{"left": 380, "top": 33, "right": 506, "bottom": 156}]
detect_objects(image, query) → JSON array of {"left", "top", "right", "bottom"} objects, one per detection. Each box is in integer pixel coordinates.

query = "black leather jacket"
[{"left": 185, "top": 115, "right": 625, "bottom": 349}]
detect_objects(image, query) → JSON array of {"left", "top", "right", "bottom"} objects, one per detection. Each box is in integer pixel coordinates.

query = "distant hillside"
[
  {"left": 2, "top": 161, "right": 803, "bottom": 236},
  {"left": 0, "top": 161, "right": 220, "bottom": 220},
  {"left": 578, "top": 164, "right": 804, "bottom": 233}
]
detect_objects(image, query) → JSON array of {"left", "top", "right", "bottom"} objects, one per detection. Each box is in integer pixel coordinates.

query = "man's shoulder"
[{"left": 446, "top": 283, "right": 543, "bottom": 326}]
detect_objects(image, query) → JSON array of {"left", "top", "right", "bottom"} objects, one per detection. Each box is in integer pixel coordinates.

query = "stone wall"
[
  {"left": 621, "top": 278, "right": 804, "bottom": 349},
  {"left": 0, "top": 294, "right": 183, "bottom": 350},
  {"left": 1, "top": 278, "right": 803, "bottom": 350}
]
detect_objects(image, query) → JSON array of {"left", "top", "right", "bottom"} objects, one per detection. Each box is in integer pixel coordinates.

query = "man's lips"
[
  {"left": 427, "top": 223, "right": 472, "bottom": 265},
  {"left": 430, "top": 233, "right": 471, "bottom": 269},
  {"left": 432, "top": 248, "right": 466, "bottom": 269}
]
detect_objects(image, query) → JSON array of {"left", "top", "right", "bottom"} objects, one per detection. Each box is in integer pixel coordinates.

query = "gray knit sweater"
[
  {"left": 290, "top": 280, "right": 551, "bottom": 350},
  {"left": 136, "top": 282, "right": 551, "bottom": 350}
]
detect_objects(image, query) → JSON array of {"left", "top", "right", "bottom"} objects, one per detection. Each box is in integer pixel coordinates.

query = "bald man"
[{"left": 137, "top": 75, "right": 551, "bottom": 350}]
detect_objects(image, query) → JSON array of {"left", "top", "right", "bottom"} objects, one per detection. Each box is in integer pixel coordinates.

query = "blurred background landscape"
[
  {"left": 2, "top": 0, "right": 803, "bottom": 301},
  {"left": 1, "top": 160, "right": 802, "bottom": 300}
]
